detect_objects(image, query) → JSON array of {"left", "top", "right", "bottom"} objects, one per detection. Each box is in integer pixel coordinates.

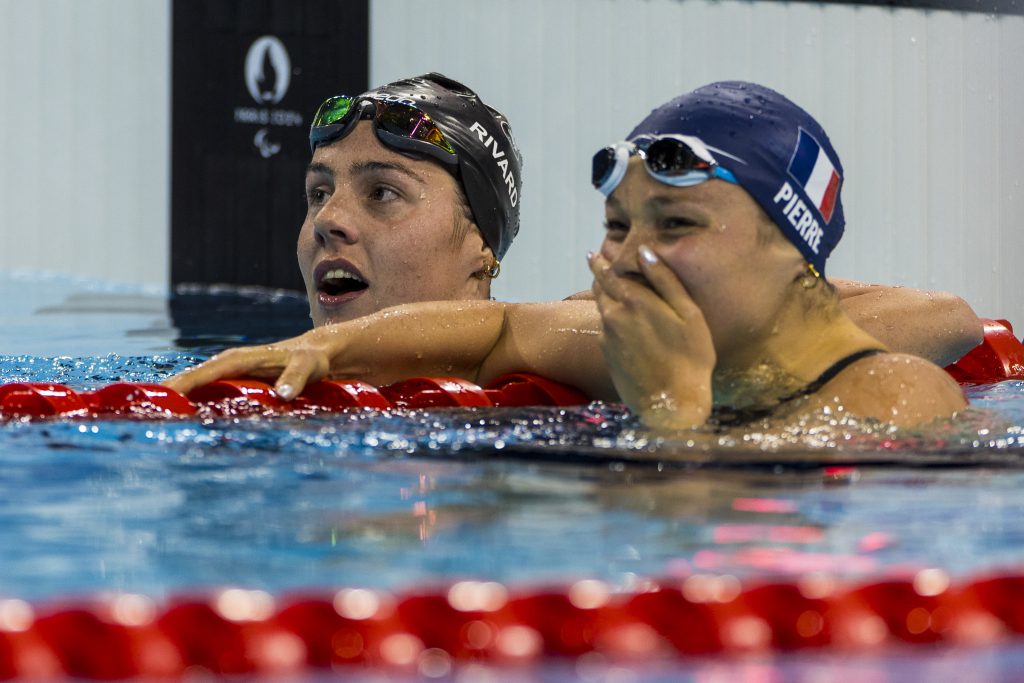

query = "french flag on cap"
[{"left": 787, "top": 129, "right": 841, "bottom": 224}]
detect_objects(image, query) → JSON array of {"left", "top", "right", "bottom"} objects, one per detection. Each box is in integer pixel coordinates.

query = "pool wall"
[
  {"left": 0, "top": 0, "right": 171, "bottom": 289},
  {"left": 1, "top": 0, "right": 1021, "bottom": 329}
]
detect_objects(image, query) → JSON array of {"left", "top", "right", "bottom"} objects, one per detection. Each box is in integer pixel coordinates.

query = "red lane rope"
[
  {"left": 0, "top": 373, "right": 590, "bottom": 420},
  {"left": 0, "top": 317, "right": 1019, "bottom": 420},
  {"left": 2, "top": 571, "right": 1022, "bottom": 677},
  {"left": 945, "top": 318, "right": 1024, "bottom": 384}
]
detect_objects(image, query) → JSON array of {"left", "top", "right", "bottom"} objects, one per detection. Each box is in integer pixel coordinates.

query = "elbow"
[{"left": 934, "top": 293, "right": 984, "bottom": 366}]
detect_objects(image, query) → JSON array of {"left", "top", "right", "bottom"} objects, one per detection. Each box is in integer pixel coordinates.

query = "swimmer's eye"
[
  {"left": 368, "top": 185, "right": 400, "bottom": 203},
  {"left": 603, "top": 219, "right": 629, "bottom": 240},
  {"left": 305, "top": 188, "right": 329, "bottom": 207},
  {"left": 661, "top": 217, "right": 700, "bottom": 231}
]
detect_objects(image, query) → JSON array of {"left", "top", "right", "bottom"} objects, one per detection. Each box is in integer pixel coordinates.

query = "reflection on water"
[{"left": 2, "top": 405, "right": 1024, "bottom": 601}]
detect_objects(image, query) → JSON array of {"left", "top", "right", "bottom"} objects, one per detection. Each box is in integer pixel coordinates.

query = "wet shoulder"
[{"left": 809, "top": 352, "right": 967, "bottom": 426}]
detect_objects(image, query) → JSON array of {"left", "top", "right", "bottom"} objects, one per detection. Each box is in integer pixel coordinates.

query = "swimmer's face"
[
  {"left": 599, "top": 158, "right": 804, "bottom": 361},
  {"left": 298, "top": 122, "right": 492, "bottom": 326}
]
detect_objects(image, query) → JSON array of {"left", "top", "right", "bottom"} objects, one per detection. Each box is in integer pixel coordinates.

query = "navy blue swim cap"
[
  {"left": 628, "top": 81, "right": 844, "bottom": 276},
  {"left": 363, "top": 73, "right": 523, "bottom": 261}
]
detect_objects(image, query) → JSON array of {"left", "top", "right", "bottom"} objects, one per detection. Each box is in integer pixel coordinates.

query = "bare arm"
[
  {"left": 572, "top": 280, "right": 982, "bottom": 366},
  {"left": 164, "top": 299, "right": 617, "bottom": 401},
  {"left": 827, "top": 279, "right": 982, "bottom": 366}
]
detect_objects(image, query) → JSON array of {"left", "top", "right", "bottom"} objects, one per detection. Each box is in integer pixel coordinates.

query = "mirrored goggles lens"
[
  {"left": 644, "top": 137, "right": 712, "bottom": 176},
  {"left": 311, "top": 95, "right": 356, "bottom": 128},
  {"left": 591, "top": 147, "right": 616, "bottom": 188},
  {"left": 374, "top": 103, "right": 456, "bottom": 155},
  {"left": 591, "top": 136, "right": 737, "bottom": 197},
  {"left": 309, "top": 96, "right": 457, "bottom": 159}
]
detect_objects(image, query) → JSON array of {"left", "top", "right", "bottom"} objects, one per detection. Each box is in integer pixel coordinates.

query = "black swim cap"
[{"left": 362, "top": 73, "right": 523, "bottom": 260}]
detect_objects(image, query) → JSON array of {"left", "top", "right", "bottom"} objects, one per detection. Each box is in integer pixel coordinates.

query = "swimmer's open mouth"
[{"left": 319, "top": 268, "right": 369, "bottom": 297}]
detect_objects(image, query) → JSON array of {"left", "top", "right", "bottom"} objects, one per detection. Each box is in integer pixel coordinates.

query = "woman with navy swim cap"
[
  {"left": 585, "top": 81, "right": 965, "bottom": 428},
  {"left": 168, "top": 82, "right": 970, "bottom": 429}
]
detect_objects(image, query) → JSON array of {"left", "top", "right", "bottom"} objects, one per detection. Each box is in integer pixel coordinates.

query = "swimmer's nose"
[
  {"left": 607, "top": 235, "right": 643, "bottom": 278},
  {"left": 313, "top": 208, "right": 359, "bottom": 247}
]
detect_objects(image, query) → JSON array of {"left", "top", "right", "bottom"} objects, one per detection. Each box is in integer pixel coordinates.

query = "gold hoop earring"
[
  {"left": 800, "top": 263, "right": 821, "bottom": 289},
  {"left": 474, "top": 258, "right": 501, "bottom": 280}
]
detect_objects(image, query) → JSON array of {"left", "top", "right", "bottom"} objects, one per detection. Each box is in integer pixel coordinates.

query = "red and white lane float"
[
  {"left": 0, "top": 373, "right": 590, "bottom": 420},
  {"left": 0, "top": 316, "right": 1020, "bottom": 420},
  {"left": 1, "top": 571, "right": 1024, "bottom": 677},
  {"left": 945, "top": 318, "right": 1024, "bottom": 384}
]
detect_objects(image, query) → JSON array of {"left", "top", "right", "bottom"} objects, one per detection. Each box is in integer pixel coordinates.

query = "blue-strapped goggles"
[{"left": 592, "top": 134, "right": 738, "bottom": 198}]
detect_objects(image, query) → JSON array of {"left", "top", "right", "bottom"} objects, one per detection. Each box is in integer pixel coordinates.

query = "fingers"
[
  {"left": 589, "top": 250, "right": 618, "bottom": 301},
  {"left": 587, "top": 251, "right": 630, "bottom": 304},
  {"left": 588, "top": 249, "right": 666, "bottom": 314},
  {"left": 636, "top": 244, "right": 698, "bottom": 317},
  {"left": 273, "top": 351, "right": 327, "bottom": 401},
  {"left": 162, "top": 346, "right": 285, "bottom": 397}
]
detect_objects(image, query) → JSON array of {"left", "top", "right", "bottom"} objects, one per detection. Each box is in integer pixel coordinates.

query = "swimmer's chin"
[
  {"left": 312, "top": 309, "right": 362, "bottom": 328},
  {"left": 309, "top": 306, "right": 353, "bottom": 329}
]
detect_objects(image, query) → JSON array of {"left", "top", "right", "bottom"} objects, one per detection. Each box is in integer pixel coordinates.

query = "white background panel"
[{"left": 0, "top": 0, "right": 169, "bottom": 289}]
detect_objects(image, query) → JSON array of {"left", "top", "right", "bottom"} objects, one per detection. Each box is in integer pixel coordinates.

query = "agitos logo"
[{"left": 233, "top": 35, "right": 303, "bottom": 158}]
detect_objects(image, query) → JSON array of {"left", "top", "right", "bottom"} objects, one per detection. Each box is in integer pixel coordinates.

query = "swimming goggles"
[
  {"left": 591, "top": 134, "right": 738, "bottom": 197},
  {"left": 308, "top": 95, "right": 457, "bottom": 167}
]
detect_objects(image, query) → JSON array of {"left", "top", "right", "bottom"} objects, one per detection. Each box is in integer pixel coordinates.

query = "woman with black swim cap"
[
  {"left": 299, "top": 73, "right": 522, "bottom": 327},
  {"left": 168, "top": 81, "right": 971, "bottom": 429}
]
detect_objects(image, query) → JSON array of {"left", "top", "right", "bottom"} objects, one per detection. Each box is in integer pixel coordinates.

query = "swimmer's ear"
[
  {"left": 795, "top": 263, "right": 821, "bottom": 289},
  {"left": 471, "top": 244, "right": 500, "bottom": 280},
  {"left": 472, "top": 256, "right": 501, "bottom": 280}
]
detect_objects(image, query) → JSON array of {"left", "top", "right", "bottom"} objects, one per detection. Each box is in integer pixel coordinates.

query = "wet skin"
[
  {"left": 598, "top": 157, "right": 806, "bottom": 369},
  {"left": 298, "top": 122, "right": 491, "bottom": 327},
  {"left": 588, "top": 157, "right": 966, "bottom": 428}
]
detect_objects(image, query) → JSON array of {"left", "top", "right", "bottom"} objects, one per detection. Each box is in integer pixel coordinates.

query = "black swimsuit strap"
[
  {"left": 780, "top": 348, "right": 888, "bottom": 402},
  {"left": 711, "top": 348, "right": 887, "bottom": 427}
]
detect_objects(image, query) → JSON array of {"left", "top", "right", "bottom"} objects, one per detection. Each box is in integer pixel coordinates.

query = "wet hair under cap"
[
  {"left": 362, "top": 73, "right": 523, "bottom": 261},
  {"left": 628, "top": 81, "right": 845, "bottom": 277}
]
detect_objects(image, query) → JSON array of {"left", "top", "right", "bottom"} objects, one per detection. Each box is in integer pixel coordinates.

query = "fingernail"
[
  {"left": 276, "top": 384, "right": 295, "bottom": 400},
  {"left": 639, "top": 245, "right": 658, "bottom": 265},
  {"left": 586, "top": 251, "right": 595, "bottom": 261}
]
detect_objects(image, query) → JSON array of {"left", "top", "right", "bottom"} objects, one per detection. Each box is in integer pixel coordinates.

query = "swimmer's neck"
[{"left": 712, "top": 311, "right": 886, "bottom": 408}]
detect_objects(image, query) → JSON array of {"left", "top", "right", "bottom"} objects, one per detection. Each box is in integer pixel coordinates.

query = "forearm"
[
  {"left": 316, "top": 300, "right": 510, "bottom": 386},
  {"left": 164, "top": 298, "right": 615, "bottom": 399},
  {"left": 834, "top": 279, "right": 983, "bottom": 365},
  {"left": 478, "top": 301, "right": 617, "bottom": 401}
]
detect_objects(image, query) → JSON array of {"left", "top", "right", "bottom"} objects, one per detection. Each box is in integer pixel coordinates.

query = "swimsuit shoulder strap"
[
  {"left": 790, "top": 348, "right": 888, "bottom": 399},
  {"left": 711, "top": 348, "right": 888, "bottom": 428}
]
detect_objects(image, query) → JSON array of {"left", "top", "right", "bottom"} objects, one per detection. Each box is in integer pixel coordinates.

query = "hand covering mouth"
[{"left": 316, "top": 262, "right": 369, "bottom": 297}]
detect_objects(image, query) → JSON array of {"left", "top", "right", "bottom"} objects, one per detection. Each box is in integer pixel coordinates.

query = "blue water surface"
[{"left": 3, "top": 273, "right": 1024, "bottom": 681}]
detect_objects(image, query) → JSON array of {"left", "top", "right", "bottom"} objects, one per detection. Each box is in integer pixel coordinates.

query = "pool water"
[{"left": 3, "top": 273, "right": 1024, "bottom": 680}]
